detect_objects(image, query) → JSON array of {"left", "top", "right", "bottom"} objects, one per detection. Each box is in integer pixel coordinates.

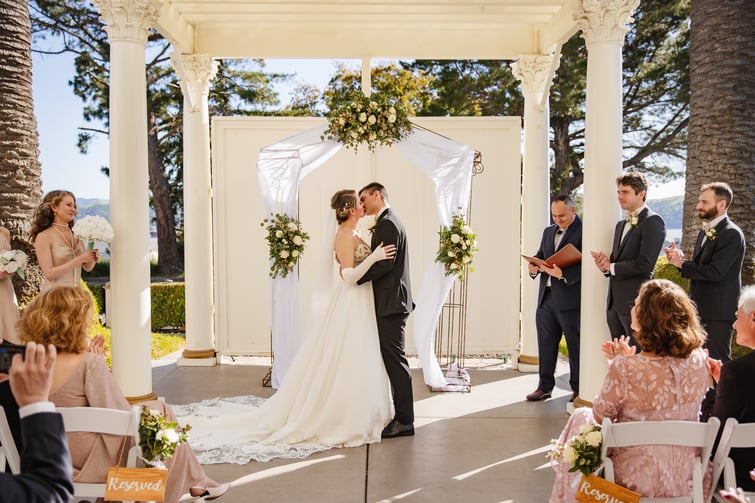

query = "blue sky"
[{"left": 32, "top": 53, "right": 685, "bottom": 200}]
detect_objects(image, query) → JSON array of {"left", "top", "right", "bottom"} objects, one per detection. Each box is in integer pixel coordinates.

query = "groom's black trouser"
[{"left": 377, "top": 312, "right": 414, "bottom": 424}]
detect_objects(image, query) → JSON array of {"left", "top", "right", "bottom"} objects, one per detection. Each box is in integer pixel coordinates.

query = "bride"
[{"left": 177, "top": 189, "right": 395, "bottom": 463}]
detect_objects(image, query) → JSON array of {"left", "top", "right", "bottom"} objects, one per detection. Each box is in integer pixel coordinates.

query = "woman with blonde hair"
[
  {"left": 550, "top": 279, "right": 711, "bottom": 501},
  {"left": 30, "top": 190, "right": 98, "bottom": 290},
  {"left": 17, "top": 286, "right": 229, "bottom": 502}
]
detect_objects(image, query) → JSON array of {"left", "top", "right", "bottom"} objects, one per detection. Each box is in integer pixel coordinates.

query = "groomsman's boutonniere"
[
  {"left": 368, "top": 218, "right": 378, "bottom": 234},
  {"left": 626, "top": 213, "right": 639, "bottom": 228},
  {"left": 704, "top": 227, "right": 717, "bottom": 241}
]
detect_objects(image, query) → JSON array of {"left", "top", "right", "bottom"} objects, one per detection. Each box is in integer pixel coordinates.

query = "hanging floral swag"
[
  {"left": 261, "top": 213, "right": 310, "bottom": 278},
  {"left": 435, "top": 212, "right": 478, "bottom": 279},
  {"left": 322, "top": 91, "right": 412, "bottom": 152}
]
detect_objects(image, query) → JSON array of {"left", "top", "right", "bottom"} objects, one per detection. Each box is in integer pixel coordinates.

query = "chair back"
[
  {"left": 0, "top": 406, "right": 20, "bottom": 474},
  {"left": 57, "top": 406, "right": 142, "bottom": 502},
  {"left": 600, "top": 416, "right": 720, "bottom": 503},
  {"left": 711, "top": 418, "right": 755, "bottom": 502}
]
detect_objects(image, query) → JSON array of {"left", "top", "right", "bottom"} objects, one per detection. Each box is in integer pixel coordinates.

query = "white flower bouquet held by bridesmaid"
[
  {"left": 0, "top": 249, "right": 28, "bottom": 280},
  {"left": 73, "top": 215, "right": 114, "bottom": 250}
]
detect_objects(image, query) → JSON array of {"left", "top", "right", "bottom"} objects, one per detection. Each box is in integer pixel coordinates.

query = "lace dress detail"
[
  {"left": 550, "top": 348, "right": 711, "bottom": 502},
  {"left": 353, "top": 242, "right": 371, "bottom": 267}
]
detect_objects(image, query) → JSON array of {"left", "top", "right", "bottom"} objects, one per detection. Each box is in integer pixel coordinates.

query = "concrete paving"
[{"left": 153, "top": 355, "right": 575, "bottom": 502}]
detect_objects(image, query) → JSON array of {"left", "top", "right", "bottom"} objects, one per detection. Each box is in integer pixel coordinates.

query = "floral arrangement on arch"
[
  {"left": 73, "top": 215, "right": 114, "bottom": 249},
  {"left": 435, "top": 212, "right": 478, "bottom": 279},
  {"left": 547, "top": 423, "right": 603, "bottom": 477},
  {"left": 261, "top": 213, "right": 310, "bottom": 278},
  {"left": 138, "top": 405, "right": 190, "bottom": 468},
  {"left": 0, "top": 249, "right": 28, "bottom": 280},
  {"left": 322, "top": 91, "right": 412, "bottom": 152}
]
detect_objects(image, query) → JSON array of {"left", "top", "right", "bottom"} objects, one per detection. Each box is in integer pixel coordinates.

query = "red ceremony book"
[{"left": 521, "top": 243, "right": 582, "bottom": 269}]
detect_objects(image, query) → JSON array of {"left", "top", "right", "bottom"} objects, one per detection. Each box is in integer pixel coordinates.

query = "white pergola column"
[
  {"left": 573, "top": 0, "right": 639, "bottom": 406},
  {"left": 92, "top": 0, "right": 158, "bottom": 400},
  {"left": 511, "top": 52, "right": 561, "bottom": 372},
  {"left": 171, "top": 53, "right": 220, "bottom": 367}
]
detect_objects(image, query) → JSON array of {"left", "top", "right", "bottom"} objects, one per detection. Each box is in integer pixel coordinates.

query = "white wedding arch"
[{"left": 257, "top": 123, "right": 474, "bottom": 389}]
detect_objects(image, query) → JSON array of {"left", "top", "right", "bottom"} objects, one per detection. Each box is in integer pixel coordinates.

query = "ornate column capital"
[
  {"left": 92, "top": 0, "right": 159, "bottom": 44},
  {"left": 511, "top": 52, "right": 561, "bottom": 111},
  {"left": 574, "top": 0, "right": 640, "bottom": 46},
  {"left": 171, "top": 53, "right": 219, "bottom": 112}
]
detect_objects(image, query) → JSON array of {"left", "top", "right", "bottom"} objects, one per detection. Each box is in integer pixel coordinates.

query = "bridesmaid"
[
  {"left": 0, "top": 223, "right": 21, "bottom": 343},
  {"left": 30, "top": 190, "right": 98, "bottom": 290}
]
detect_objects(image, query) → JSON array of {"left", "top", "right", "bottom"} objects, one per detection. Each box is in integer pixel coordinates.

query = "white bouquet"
[
  {"left": 0, "top": 249, "right": 29, "bottom": 280},
  {"left": 73, "top": 216, "right": 114, "bottom": 250}
]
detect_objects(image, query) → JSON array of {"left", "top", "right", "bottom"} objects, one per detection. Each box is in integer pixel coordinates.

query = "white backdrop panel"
[{"left": 211, "top": 116, "right": 521, "bottom": 357}]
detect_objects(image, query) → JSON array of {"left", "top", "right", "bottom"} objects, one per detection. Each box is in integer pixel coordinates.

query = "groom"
[{"left": 358, "top": 182, "right": 415, "bottom": 438}]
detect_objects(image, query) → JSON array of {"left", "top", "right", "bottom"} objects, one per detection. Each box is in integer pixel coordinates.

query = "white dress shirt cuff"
[
  {"left": 18, "top": 401, "right": 56, "bottom": 418},
  {"left": 609, "top": 263, "right": 616, "bottom": 276}
]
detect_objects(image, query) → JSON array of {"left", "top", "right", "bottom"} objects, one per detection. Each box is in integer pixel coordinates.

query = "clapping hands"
[
  {"left": 664, "top": 242, "right": 684, "bottom": 267},
  {"left": 602, "top": 336, "right": 636, "bottom": 362}
]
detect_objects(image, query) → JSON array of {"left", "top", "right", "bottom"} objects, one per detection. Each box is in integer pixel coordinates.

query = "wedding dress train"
[{"left": 174, "top": 244, "right": 393, "bottom": 465}]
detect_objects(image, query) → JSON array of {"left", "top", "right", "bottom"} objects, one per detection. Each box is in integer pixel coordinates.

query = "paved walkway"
[{"left": 152, "top": 355, "right": 574, "bottom": 502}]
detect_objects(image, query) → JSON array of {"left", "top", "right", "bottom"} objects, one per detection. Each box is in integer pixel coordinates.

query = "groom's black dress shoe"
[{"left": 382, "top": 419, "right": 414, "bottom": 438}]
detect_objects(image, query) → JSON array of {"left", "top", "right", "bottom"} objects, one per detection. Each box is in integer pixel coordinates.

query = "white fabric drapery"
[{"left": 257, "top": 124, "right": 474, "bottom": 389}]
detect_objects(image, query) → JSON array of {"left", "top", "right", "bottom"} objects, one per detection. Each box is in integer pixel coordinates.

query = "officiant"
[{"left": 525, "top": 195, "right": 582, "bottom": 403}]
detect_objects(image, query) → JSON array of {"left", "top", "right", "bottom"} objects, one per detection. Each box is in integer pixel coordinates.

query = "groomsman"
[
  {"left": 666, "top": 182, "right": 745, "bottom": 420},
  {"left": 591, "top": 172, "right": 666, "bottom": 345}
]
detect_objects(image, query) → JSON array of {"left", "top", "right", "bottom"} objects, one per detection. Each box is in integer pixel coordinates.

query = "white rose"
[
  {"left": 275, "top": 230, "right": 283, "bottom": 238},
  {"left": 287, "top": 222, "right": 298, "bottom": 231},
  {"left": 462, "top": 225, "right": 473, "bottom": 235},
  {"left": 369, "top": 101, "right": 378, "bottom": 108},
  {"left": 461, "top": 244, "right": 467, "bottom": 250},
  {"left": 351, "top": 131, "right": 359, "bottom": 139},
  {"left": 369, "top": 132, "right": 377, "bottom": 141},
  {"left": 6, "top": 262, "right": 18, "bottom": 273},
  {"left": 292, "top": 250, "right": 299, "bottom": 258},
  {"left": 586, "top": 431, "right": 602, "bottom": 448},
  {"left": 389, "top": 106, "right": 396, "bottom": 114},
  {"left": 279, "top": 250, "right": 290, "bottom": 259},
  {"left": 450, "top": 234, "right": 461, "bottom": 244},
  {"left": 579, "top": 424, "right": 595, "bottom": 435},
  {"left": 359, "top": 112, "right": 367, "bottom": 122},
  {"left": 450, "top": 263, "right": 458, "bottom": 269},
  {"left": 562, "top": 446, "right": 577, "bottom": 464},
  {"left": 462, "top": 256, "right": 471, "bottom": 263},
  {"left": 387, "top": 114, "right": 397, "bottom": 124},
  {"left": 368, "top": 115, "right": 377, "bottom": 125},
  {"left": 293, "top": 235, "right": 303, "bottom": 245},
  {"left": 447, "top": 251, "right": 455, "bottom": 257}
]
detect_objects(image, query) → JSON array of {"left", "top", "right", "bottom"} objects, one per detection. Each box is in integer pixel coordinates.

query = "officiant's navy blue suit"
[
  {"left": 531, "top": 215, "right": 582, "bottom": 395},
  {"left": 605, "top": 207, "right": 666, "bottom": 342},
  {"left": 358, "top": 207, "right": 415, "bottom": 424}
]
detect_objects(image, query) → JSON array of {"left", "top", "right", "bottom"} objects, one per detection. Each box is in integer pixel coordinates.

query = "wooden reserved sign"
[
  {"left": 105, "top": 467, "right": 167, "bottom": 501},
  {"left": 575, "top": 474, "right": 641, "bottom": 503}
]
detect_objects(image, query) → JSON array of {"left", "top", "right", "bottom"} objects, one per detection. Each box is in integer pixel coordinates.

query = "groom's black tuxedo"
[{"left": 358, "top": 207, "right": 415, "bottom": 424}]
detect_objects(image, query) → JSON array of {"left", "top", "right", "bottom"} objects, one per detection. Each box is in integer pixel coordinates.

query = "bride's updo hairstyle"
[
  {"left": 331, "top": 189, "right": 357, "bottom": 224},
  {"left": 633, "top": 279, "right": 706, "bottom": 358}
]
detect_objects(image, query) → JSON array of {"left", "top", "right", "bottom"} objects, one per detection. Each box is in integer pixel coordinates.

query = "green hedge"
[
  {"left": 85, "top": 281, "right": 185, "bottom": 331},
  {"left": 150, "top": 282, "right": 185, "bottom": 330}
]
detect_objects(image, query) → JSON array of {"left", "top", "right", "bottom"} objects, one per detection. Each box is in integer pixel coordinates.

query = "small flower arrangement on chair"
[{"left": 138, "top": 406, "right": 190, "bottom": 468}]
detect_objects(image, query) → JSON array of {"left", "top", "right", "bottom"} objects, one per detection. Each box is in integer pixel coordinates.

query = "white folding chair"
[
  {"left": 711, "top": 418, "right": 755, "bottom": 502},
  {"left": 56, "top": 406, "right": 142, "bottom": 503},
  {"left": 600, "top": 416, "right": 720, "bottom": 503},
  {"left": 0, "top": 406, "right": 20, "bottom": 474}
]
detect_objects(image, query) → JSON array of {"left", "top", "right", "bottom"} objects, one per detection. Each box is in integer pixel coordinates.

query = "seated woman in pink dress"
[
  {"left": 550, "top": 279, "right": 710, "bottom": 502},
  {"left": 16, "top": 286, "right": 230, "bottom": 502}
]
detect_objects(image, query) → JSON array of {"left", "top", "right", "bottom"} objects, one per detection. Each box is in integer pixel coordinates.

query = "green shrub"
[
  {"left": 87, "top": 283, "right": 106, "bottom": 314},
  {"left": 150, "top": 282, "right": 185, "bottom": 330},
  {"left": 653, "top": 255, "right": 690, "bottom": 292}
]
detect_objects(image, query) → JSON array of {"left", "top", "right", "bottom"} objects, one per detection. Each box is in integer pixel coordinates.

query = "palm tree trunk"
[
  {"left": 0, "top": 0, "right": 45, "bottom": 300},
  {"left": 686, "top": 0, "right": 754, "bottom": 285}
]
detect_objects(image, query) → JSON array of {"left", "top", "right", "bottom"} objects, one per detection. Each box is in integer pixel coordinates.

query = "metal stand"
[{"left": 431, "top": 152, "right": 483, "bottom": 393}]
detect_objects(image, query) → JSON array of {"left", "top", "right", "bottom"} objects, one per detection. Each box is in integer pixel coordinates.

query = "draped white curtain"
[{"left": 257, "top": 124, "right": 474, "bottom": 389}]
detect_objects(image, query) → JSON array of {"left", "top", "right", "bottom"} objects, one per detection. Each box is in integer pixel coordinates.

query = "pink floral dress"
[{"left": 550, "top": 348, "right": 710, "bottom": 502}]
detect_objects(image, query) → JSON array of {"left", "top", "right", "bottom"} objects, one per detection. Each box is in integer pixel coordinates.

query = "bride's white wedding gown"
[{"left": 174, "top": 243, "right": 393, "bottom": 464}]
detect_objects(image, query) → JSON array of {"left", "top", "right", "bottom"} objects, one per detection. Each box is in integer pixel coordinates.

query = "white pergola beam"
[{"left": 153, "top": 0, "right": 195, "bottom": 53}]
